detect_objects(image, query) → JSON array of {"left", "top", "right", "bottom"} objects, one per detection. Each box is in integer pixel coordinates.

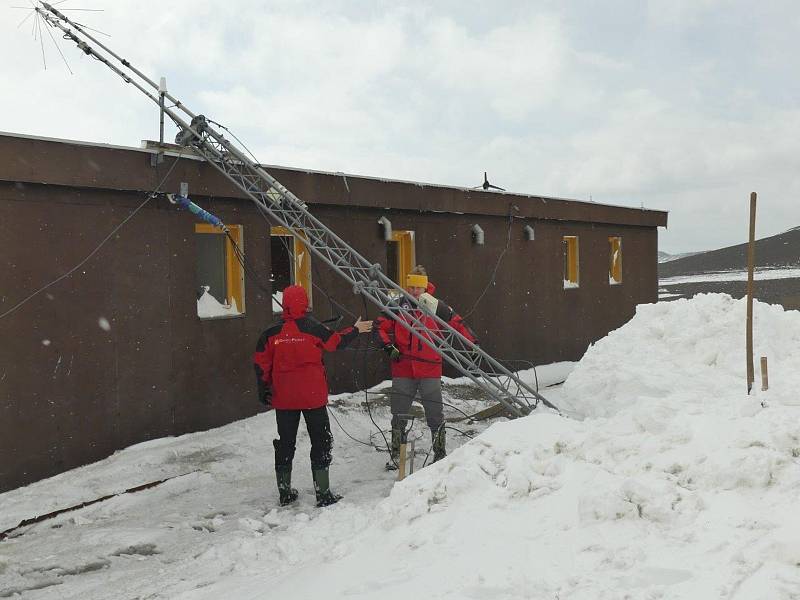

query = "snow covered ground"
[
  {"left": 659, "top": 267, "right": 800, "bottom": 286},
  {"left": 3, "top": 294, "right": 800, "bottom": 599}
]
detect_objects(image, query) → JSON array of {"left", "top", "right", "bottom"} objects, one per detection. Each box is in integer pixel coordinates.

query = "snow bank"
[
  {"left": 565, "top": 293, "right": 800, "bottom": 418},
  {"left": 180, "top": 294, "right": 800, "bottom": 599},
  {"left": 5, "top": 294, "right": 800, "bottom": 599}
]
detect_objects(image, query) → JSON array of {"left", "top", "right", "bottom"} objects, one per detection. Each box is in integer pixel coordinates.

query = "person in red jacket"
[
  {"left": 254, "top": 285, "right": 372, "bottom": 507},
  {"left": 375, "top": 266, "right": 477, "bottom": 469}
]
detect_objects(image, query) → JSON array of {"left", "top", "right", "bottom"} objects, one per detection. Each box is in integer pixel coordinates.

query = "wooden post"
[
  {"left": 397, "top": 442, "right": 407, "bottom": 481},
  {"left": 746, "top": 192, "right": 757, "bottom": 394},
  {"left": 760, "top": 356, "right": 769, "bottom": 392}
]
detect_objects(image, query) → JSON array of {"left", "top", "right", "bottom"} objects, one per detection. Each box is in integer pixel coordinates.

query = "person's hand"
[
  {"left": 384, "top": 344, "right": 401, "bottom": 361},
  {"left": 354, "top": 317, "right": 373, "bottom": 333},
  {"left": 259, "top": 387, "right": 273, "bottom": 409}
]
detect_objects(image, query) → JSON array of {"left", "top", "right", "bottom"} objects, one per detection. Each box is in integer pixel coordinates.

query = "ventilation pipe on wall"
[
  {"left": 523, "top": 224, "right": 535, "bottom": 241},
  {"left": 471, "top": 224, "right": 484, "bottom": 245},
  {"left": 378, "top": 216, "right": 392, "bottom": 241}
]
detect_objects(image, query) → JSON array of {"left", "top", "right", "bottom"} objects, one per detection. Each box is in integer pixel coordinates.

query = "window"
[
  {"left": 563, "top": 236, "right": 579, "bottom": 289},
  {"left": 195, "top": 224, "right": 244, "bottom": 318},
  {"left": 271, "top": 226, "right": 312, "bottom": 312},
  {"left": 609, "top": 236, "right": 622, "bottom": 284},
  {"left": 386, "top": 230, "right": 415, "bottom": 289}
]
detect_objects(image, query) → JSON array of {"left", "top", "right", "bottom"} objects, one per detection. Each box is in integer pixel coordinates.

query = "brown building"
[{"left": 0, "top": 132, "right": 667, "bottom": 492}]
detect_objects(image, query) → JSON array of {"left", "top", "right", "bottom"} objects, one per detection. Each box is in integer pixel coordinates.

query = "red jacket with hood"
[
  {"left": 254, "top": 285, "right": 357, "bottom": 410},
  {"left": 375, "top": 282, "right": 477, "bottom": 379}
]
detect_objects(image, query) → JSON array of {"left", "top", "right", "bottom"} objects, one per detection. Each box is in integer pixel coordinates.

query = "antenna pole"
[{"left": 159, "top": 76, "right": 167, "bottom": 145}]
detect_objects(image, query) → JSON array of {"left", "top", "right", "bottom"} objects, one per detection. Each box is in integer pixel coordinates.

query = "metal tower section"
[{"left": 36, "top": 2, "right": 559, "bottom": 418}]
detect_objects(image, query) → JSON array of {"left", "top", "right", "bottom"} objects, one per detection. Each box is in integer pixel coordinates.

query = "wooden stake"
[
  {"left": 746, "top": 192, "right": 757, "bottom": 393},
  {"left": 397, "top": 442, "right": 407, "bottom": 481},
  {"left": 760, "top": 356, "right": 769, "bottom": 392}
]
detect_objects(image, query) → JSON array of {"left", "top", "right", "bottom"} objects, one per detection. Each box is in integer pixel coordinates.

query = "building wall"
[{"left": 0, "top": 152, "right": 660, "bottom": 492}]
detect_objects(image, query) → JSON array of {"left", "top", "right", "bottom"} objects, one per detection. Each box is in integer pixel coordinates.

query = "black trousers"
[{"left": 273, "top": 406, "right": 333, "bottom": 471}]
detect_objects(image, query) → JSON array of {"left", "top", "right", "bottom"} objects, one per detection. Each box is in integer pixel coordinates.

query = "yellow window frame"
[
  {"left": 195, "top": 223, "right": 245, "bottom": 312},
  {"left": 391, "top": 230, "right": 416, "bottom": 287},
  {"left": 563, "top": 236, "right": 579, "bottom": 288},
  {"left": 609, "top": 236, "right": 622, "bottom": 284},
  {"left": 271, "top": 226, "right": 313, "bottom": 305}
]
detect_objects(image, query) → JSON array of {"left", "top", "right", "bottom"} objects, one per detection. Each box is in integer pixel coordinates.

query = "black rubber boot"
[
  {"left": 384, "top": 426, "right": 403, "bottom": 471},
  {"left": 312, "top": 467, "right": 342, "bottom": 507},
  {"left": 431, "top": 426, "right": 447, "bottom": 463},
  {"left": 276, "top": 468, "right": 299, "bottom": 507}
]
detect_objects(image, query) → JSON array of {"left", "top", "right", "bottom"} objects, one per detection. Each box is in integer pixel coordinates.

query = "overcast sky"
[{"left": 3, "top": 1, "right": 799, "bottom": 253}]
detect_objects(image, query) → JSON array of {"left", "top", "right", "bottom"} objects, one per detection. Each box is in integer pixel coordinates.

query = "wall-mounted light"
[
  {"left": 523, "top": 224, "right": 535, "bottom": 241},
  {"left": 378, "top": 216, "right": 392, "bottom": 241},
  {"left": 471, "top": 224, "right": 484, "bottom": 245}
]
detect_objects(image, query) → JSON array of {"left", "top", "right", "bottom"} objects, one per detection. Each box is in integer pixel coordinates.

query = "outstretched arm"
[{"left": 302, "top": 315, "right": 371, "bottom": 351}]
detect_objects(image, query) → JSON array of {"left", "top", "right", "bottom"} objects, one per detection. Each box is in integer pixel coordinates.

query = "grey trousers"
[{"left": 390, "top": 377, "right": 444, "bottom": 430}]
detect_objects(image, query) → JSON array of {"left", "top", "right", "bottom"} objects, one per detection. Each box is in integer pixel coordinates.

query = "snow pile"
[
  {"left": 196, "top": 286, "right": 240, "bottom": 319},
  {"left": 565, "top": 293, "right": 800, "bottom": 418},
  {"left": 182, "top": 294, "right": 800, "bottom": 599},
  {"left": 4, "top": 294, "right": 800, "bottom": 599}
]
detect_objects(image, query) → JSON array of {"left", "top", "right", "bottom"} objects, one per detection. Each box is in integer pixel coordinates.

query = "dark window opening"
[
  {"left": 271, "top": 236, "right": 294, "bottom": 294},
  {"left": 196, "top": 233, "right": 227, "bottom": 302}
]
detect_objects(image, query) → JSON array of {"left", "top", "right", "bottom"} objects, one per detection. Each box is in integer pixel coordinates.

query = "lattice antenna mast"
[{"left": 36, "top": 2, "right": 558, "bottom": 418}]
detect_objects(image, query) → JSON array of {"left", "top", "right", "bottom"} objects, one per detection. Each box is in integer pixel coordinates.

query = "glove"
[
  {"left": 258, "top": 381, "right": 273, "bottom": 409},
  {"left": 383, "top": 344, "right": 401, "bottom": 361}
]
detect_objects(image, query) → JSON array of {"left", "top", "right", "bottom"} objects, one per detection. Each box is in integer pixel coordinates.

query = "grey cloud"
[{"left": 2, "top": 1, "right": 798, "bottom": 253}]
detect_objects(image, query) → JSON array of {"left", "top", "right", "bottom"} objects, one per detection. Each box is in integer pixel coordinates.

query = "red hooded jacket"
[
  {"left": 254, "top": 285, "right": 357, "bottom": 410},
  {"left": 375, "top": 283, "right": 477, "bottom": 379}
]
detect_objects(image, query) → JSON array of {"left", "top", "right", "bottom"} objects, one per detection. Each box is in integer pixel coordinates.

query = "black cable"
[
  {"left": 362, "top": 388, "right": 475, "bottom": 422},
  {"left": 0, "top": 151, "right": 184, "bottom": 321},
  {"left": 327, "top": 405, "right": 376, "bottom": 449},
  {"left": 207, "top": 118, "right": 261, "bottom": 166},
  {"left": 226, "top": 231, "right": 274, "bottom": 297},
  {"left": 445, "top": 425, "right": 475, "bottom": 439},
  {"left": 496, "top": 358, "right": 539, "bottom": 394},
  {"left": 461, "top": 205, "right": 515, "bottom": 320}
]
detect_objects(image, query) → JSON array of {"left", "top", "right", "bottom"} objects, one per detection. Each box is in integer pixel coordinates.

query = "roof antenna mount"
[{"left": 474, "top": 171, "right": 505, "bottom": 192}]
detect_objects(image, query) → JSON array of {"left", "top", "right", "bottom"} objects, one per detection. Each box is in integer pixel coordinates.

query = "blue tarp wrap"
[{"left": 173, "top": 195, "right": 224, "bottom": 229}]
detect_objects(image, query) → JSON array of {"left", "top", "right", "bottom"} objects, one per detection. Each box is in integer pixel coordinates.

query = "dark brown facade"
[{"left": 0, "top": 133, "right": 667, "bottom": 491}]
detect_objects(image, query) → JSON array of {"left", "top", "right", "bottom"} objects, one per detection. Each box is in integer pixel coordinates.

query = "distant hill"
[
  {"left": 659, "top": 228, "right": 800, "bottom": 278},
  {"left": 658, "top": 250, "right": 701, "bottom": 264},
  {"left": 658, "top": 228, "right": 800, "bottom": 310}
]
